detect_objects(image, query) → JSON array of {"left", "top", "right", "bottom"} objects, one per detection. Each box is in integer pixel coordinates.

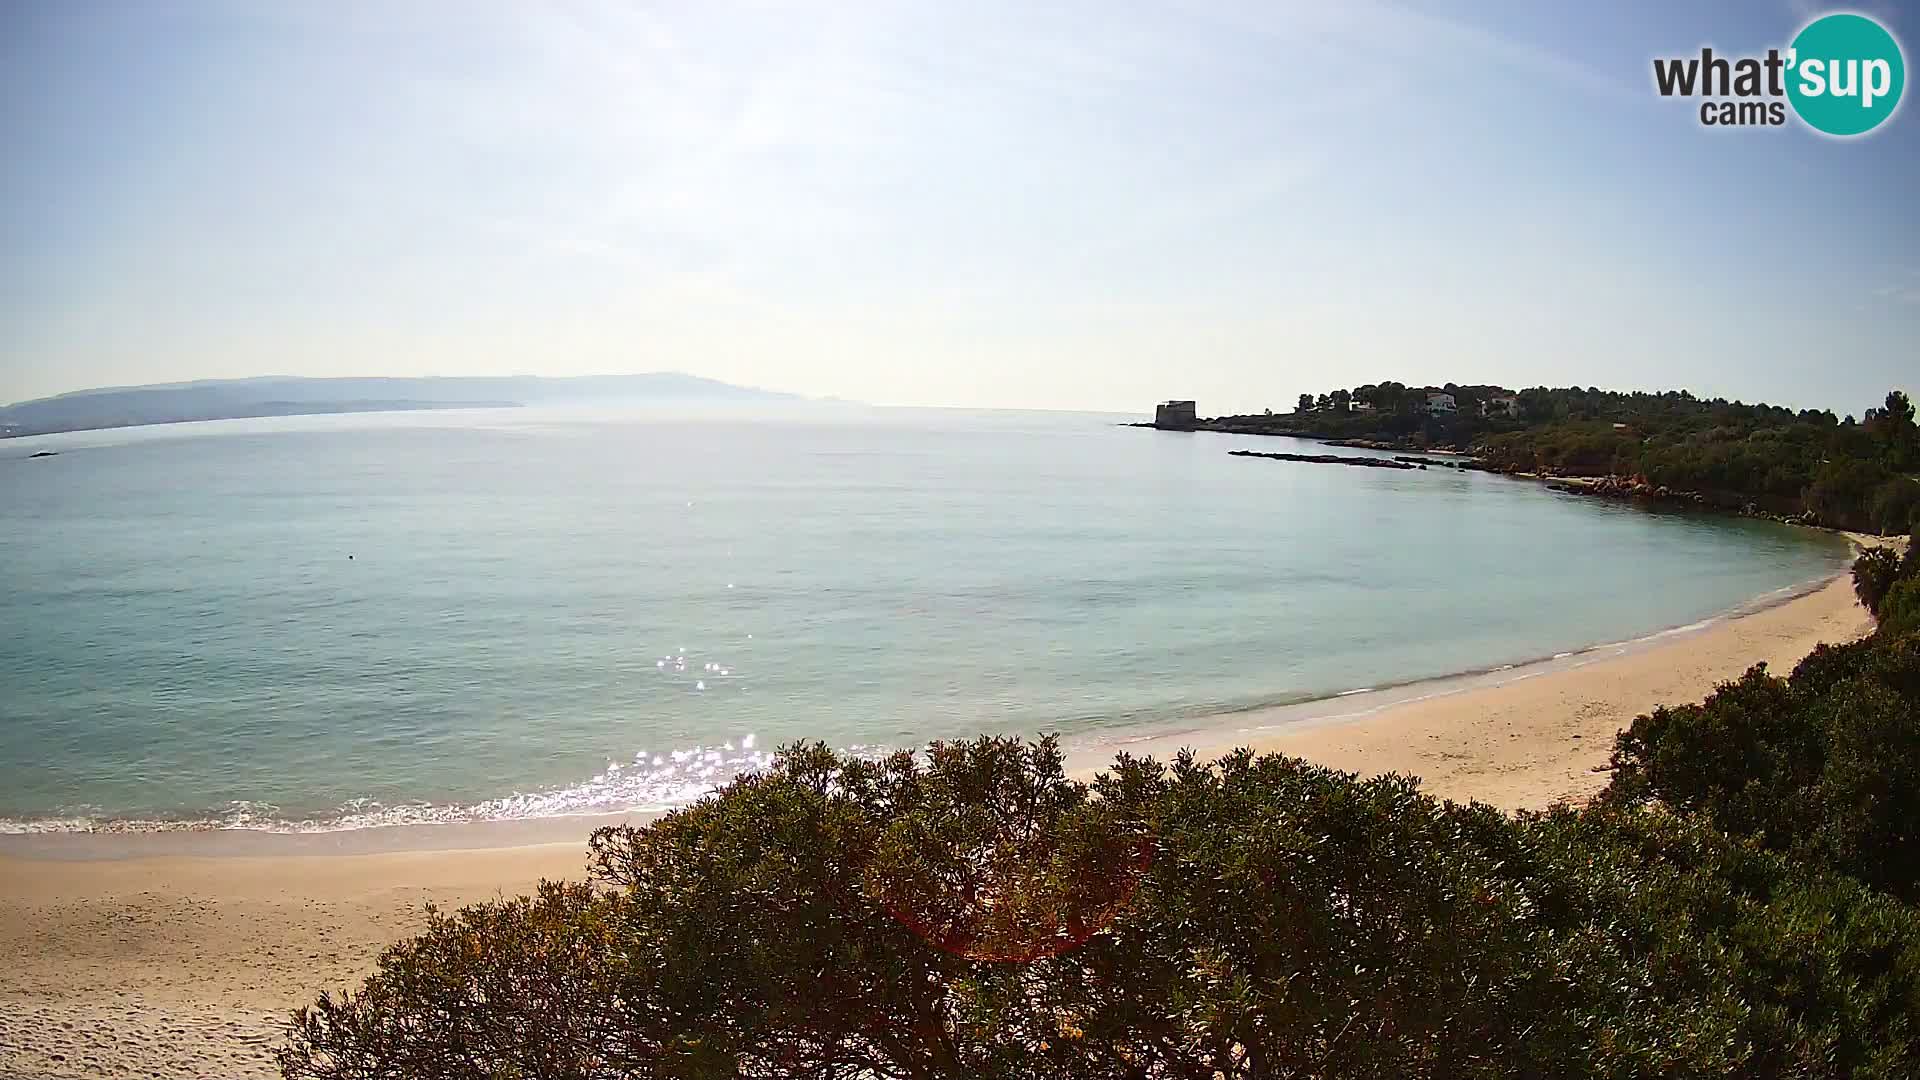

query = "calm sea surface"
[{"left": 0, "top": 405, "right": 1851, "bottom": 830}]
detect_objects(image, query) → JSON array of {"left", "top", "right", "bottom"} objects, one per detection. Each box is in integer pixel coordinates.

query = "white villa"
[
  {"left": 1425, "top": 392, "right": 1457, "bottom": 415},
  {"left": 1480, "top": 394, "right": 1522, "bottom": 418}
]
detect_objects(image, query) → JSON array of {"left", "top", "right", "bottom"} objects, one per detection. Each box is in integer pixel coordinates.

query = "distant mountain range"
[{"left": 0, "top": 373, "right": 802, "bottom": 438}]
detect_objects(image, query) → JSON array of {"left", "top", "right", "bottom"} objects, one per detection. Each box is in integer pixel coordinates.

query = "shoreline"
[
  {"left": 1092, "top": 569, "right": 1874, "bottom": 810},
  {"left": 0, "top": 540, "right": 1857, "bottom": 853},
  {"left": 0, "top": 554, "right": 1852, "bottom": 853},
  {"left": 0, "top": 563, "right": 1881, "bottom": 1077},
  {"left": 1061, "top": 563, "right": 1844, "bottom": 770}
]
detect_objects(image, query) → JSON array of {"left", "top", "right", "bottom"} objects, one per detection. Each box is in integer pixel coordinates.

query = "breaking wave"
[{"left": 0, "top": 733, "right": 893, "bottom": 835}]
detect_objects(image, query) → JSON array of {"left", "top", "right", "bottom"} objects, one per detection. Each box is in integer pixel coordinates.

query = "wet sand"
[{"left": 0, "top": 567, "right": 1879, "bottom": 1078}]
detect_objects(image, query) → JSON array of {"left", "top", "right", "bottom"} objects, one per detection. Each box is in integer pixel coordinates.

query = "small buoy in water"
[
  {"left": 695, "top": 680, "right": 706, "bottom": 691},
  {"left": 348, "top": 554, "right": 354, "bottom": 560}
]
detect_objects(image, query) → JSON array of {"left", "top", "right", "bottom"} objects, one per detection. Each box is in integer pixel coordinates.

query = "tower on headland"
[{"left": 1154, "top": 400, "right": 1197, "bottom": 430}]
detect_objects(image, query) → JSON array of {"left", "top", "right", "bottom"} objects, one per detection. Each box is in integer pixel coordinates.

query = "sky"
[{"left": 2, "top": 0, "right": 1916, "bottom": 416}]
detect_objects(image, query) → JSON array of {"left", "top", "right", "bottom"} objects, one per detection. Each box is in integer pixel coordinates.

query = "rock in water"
[{"left": 1227, "top": 450, "right": 1418, "bottom": 470}]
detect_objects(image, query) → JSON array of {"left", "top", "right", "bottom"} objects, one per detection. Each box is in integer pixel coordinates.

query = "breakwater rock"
[
  {"left": 1321, "top": 438, "right": 1409, "bottom": 451},
  {"left": 1545, "top": 474, "right": 1703, "bottom": 503},
  {"left": 1393, "top": 455, "right": 1487, "bottom": 469},
  {"left": 1228, "top": 450, "right": 1419, "bottom": 470}
]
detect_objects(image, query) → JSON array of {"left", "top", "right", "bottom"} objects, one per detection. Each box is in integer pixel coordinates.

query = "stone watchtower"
[{"left": 1154, "top": 400, "right": 1197, "bottom": 429}]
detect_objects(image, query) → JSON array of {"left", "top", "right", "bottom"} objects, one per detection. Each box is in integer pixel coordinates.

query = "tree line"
[{"left": 1263, "top": 384, "right": 1919, "bottom": 534}]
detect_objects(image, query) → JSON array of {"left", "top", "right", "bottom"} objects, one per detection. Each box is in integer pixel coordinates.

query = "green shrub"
[
  {"left": 1808, "top": 459, "right": 1894, "bottom": 531},
  {"left": 1871, "top": 477, "right": 1920, "bottom": 534},
  {"left": 1811, "top": 676, "right": 1920, "bottom": 896},
  {"left": 1854, "top": 546, "right": 1904, "bottom": 616},
  {"left": 1516, "top": 805, "right": 1920, "bottom": 1077},
  {"left": 1605, "top": 631, "right": 1920, "bottom": 899},
  {"left": 280, "top": 881, "right": 634, "bottom": 1078},
  {"left": 1791, "top": 633, "right": 1920, "bottom": 701},
  {"left": 1602, "top": 663, "right": 1819, "bottom": 835},
  {"left": 1881, "top": 579, "right": 1920, "bottom": 639},
  {"left": 282, "top": 736, "right": 1920, "bottom": 1079}
]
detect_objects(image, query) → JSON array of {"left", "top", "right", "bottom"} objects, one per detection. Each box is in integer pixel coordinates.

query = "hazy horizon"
[
  {"left": 1, "top": 367, "right": 1904, "bottom": 421},
  {"left": 4, "top": 1, "right": 1916, "bottom": 415},
  {"left": 1, "top": 370, "right": 802, "bottom": 407}
]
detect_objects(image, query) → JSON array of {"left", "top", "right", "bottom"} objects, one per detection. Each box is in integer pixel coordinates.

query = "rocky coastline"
[
  {"left": 1538, "top": 474, "right": 1822, "bottom": 527},
  {"left": 1133, "top": 422, "right": 1831, "bottom": 530}
]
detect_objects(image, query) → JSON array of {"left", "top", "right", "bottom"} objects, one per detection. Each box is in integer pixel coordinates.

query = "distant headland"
[
  {"left": 0, "top": 373, "right": 800, "bottom": 439},
  {"left": 1138, "top": 383, "right": 1920, "bottom": 537}
]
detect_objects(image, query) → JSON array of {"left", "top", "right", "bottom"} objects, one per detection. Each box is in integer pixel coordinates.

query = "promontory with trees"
[
  {"left": 1185, "top": 383, "right": 1920, "bottom": 536},
  {"left": 280, "top": 530, "right": 1920, "bottom": 1078}
]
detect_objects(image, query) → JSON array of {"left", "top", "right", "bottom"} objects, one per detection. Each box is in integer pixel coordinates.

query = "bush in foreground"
[
  {"left": 281, "top": 736, "right": 1920, "bottom": 1079},
  {"left": 1604, "top": 630, "right": 1920, "bottom": 899}
]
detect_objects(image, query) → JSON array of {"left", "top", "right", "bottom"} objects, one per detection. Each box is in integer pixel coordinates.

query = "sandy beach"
[{"left": 0, "top": 567, "right": 1879, "bottom": 1079}]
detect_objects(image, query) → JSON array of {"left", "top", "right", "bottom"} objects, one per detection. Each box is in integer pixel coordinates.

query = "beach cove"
[{"left": 0, "top": 561, "right": 1879, "bottom": 1079}]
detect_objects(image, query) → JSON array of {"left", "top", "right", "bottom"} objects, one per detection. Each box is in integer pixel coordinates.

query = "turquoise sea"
[{"left": 0, "top": 405, "right": 1851, "bottom": 831}]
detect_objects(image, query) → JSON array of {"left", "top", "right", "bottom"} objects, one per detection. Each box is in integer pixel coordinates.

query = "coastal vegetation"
[
  {"left": 1207, "top": 385, "right": 1920, "bottom": 534},
  {"left": 1852, "top": 528, "right": 1920, "bottom": 639},
  {"left": 282, "top": 565, "right": 1920, "bottom": 1079}
]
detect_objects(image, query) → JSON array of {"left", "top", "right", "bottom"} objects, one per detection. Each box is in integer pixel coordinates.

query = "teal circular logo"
[{"left": 1787, "top": 13, "right": 1905, "bottom": 136}]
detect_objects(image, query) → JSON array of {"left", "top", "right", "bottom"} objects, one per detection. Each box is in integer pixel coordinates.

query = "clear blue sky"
[{"left": 2, "top": 1, "right": 1915, "bottom": 415}]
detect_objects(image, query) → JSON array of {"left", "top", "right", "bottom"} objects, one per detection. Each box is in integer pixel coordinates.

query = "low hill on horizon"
[{"left": 0, "top": 372, "right": 802, "bottom": 439}]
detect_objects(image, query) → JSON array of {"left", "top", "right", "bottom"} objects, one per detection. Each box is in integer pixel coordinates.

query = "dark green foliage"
[
  {"left": 1603, "top": 663, "right": 1820, "bottom": 836},
  {"left": 1871, "top": 477, "right": 1920, "bottom": 534},
  {"left": 1790, "top": 633, "right": 1920, "bottom": 702},
  {"left": 1855, "top": 546, "right": 1904, "bottom": 615},
  {"left": 1851, "top": 536, "right": 1920, "bottom": 633},
  {"left": 1480, "top": 423, "right": 1636, "bottom": 476},
  {"left": 1865, "top": 390, "right": 1918, "bottom": 472},
  {"left": 279, "top": 881, "right": 636, "bottom": 1079},
  {"left": 1605, "top": 630, "right": 1920, "bottom": 899},
  {"left": 1077, "top": 754, "right": 1578, "bottom": 1078},
  {"left": 1881, "top": 578, "right": 1920, "bottom": 638},
  {"left": 1254, "top": 385, "right": 1917, "bottom": 532},
  {"left": 1516, "top": 806, "right": 1920, "bottom": 1077},
  {"left": 1811, "top": 677, "right": 1920, "bottom": 893},
  {"left": 1804, "top": 457, "right": 1893, "bottom": 530},
  {"left": 284, "top": 733, "right": 1920, "bottom": 1079}
]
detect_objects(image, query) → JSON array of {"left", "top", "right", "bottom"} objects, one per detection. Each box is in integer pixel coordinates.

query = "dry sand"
[{"left": 0, "top": 565, "right": 1881, "bottom": 1078}]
